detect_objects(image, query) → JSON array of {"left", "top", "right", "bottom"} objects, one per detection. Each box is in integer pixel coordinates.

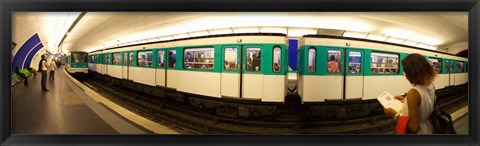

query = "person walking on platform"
[
  {"left": 49, "top": 59, "right": 57, "bottom": 80},
  {"left": 40, "top": 55, "right": 49, "bottom": 92},
  {"left": 15, "top": 66, "right": 28, "bottom": 86}
]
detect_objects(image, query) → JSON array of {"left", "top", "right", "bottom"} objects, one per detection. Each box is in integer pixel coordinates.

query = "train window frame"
[
  {"left": 246, "top": 47, "right": 262, "bottom": 72},
  {"left": 326, "top": 49, "right": 342, "bottom": 74},
  {"left": 272, "top": 46, "right": 281, "bottom": 73},
  {"left": 428, "top": 57, "right": 442, "bottom": 73},
  {"left": 224, "top": 47, "right": 238, "bottom": 71},
  {"left": 137, "top": 50, "right": 153, "bottom": 67},
  {"left": 307, "top": 47, "right": 316, "bottom": 74},
  {"left": 348, "top": 51, "right": 362, "bottom": 74},
  {"left": 158, "top": 50, "right": 165, "bottom": 68},
  {"left": 370, "top": 51, "right": 400, "bottom": 75},
  {"left": 183, "top": 47, "right": 215, "bottom": 71},
  {"left": 113, "top": 52, "right": 121, "bottom": 65},
  {"left": 456, "top": 61, "right": 464, "bottom": 73}
]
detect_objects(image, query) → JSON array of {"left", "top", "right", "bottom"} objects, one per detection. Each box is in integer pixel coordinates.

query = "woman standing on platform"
[{"left": 384, "top": 53, "right": 436, "bottom": 134}]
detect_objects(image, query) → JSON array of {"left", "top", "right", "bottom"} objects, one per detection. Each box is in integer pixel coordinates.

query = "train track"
[{"left": 76, "top": 74, "right": 468, "bottom": 134}]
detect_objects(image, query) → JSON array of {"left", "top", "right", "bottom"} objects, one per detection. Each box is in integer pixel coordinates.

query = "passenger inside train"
[
  {"left": 328, "top": 55, "right": 339, "bottom": 73},
  {"left": 273, "top": 63, "right": 280, "bottom": 72}
]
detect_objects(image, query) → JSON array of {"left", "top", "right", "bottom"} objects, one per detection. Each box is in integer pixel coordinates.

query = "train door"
[
  {"left": 221, "top": 46, "right": 241, "bottom": 98},
  {"left": 242, "top": 46, "right": 263, "bottom": 99},
  {"left": 345, "top": 49, "right": 363, "bottom": 99},
  {"left": 155, "top": 50, "right": 166, "bottom": 86},
  {"left": 325, "top": 48, "right": 344, "bottom": 100},
  {"left": 165, "top": 49, "right": 177, "bottom": 88}
]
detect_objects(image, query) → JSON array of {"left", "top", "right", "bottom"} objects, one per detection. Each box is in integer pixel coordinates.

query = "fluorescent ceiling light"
[
  {"left": 426, "top": 46, "right": 438, "bottom": 50},
  {"left": 159, "top": 36, "right": 174, "bottom": 41},
  {"left": 383, "top": 28, "right": 442, "bottom": 46},
  {"left": 209, "top": 28, "right": 233, "bottom": 35},
  {"left": 288, "top": 28, "right": 317, "bottom": 37},
  {"left": 385, "top": 37, "right": 404, "bottom": 44},
  {"left": 366, "top": 34, "right": 388, "bottom": 42},
  {"left": 416, "top": 43, "right": 429, "bottom": 49},
  {"left": 343, "top": 31, "right": 368, "bottom": 39},
  {"left": 233, "top": 27, "right": 260, "bottom": 33},
  {"left": 259, "top": 27, "right": 287, "bottom": 34},
  {"left": 189, "top": 30, "right": 210, "bottom": 37},
  {"left": 402, "top": 40, "right": 418, "bottom": 47},
  {"left": 174, "top": 33, "right": 190, "bottom": 39}
]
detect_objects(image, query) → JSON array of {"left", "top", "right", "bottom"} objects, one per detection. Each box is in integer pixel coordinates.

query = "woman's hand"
[
  {"left": 394, "top": 95, "right": 405, "bottom": 103},
  {"left": 384, "top": 108, "right": 397, "bottom": 118}
]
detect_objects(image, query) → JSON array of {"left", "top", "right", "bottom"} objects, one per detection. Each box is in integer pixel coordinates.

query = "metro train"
[
  {"left": 297, "top": 35, "right": 468, "bottom": 118},
  {"left": 87, "top": 33, "right": 468, "bottom": 120},
  {"left": 66, "top": 51, "right": 89, "bottom": 74}
]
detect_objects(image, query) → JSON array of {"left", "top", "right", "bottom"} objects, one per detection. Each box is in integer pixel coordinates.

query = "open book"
[{"left": 377, "top": 91, "right": 403, "bottom": 114}]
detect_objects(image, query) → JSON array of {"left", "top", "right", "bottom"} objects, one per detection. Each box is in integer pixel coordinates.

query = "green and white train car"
[
  {"left": 298, "top": 35, "right": 468, "bottom": 103},
  {"left": 89, "top": 34, "right": 288, "bottom": 108}
]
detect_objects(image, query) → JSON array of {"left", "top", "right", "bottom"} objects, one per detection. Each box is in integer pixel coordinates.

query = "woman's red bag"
[{"left": 395, "top": 116, "right": 411, "bottom": 134}]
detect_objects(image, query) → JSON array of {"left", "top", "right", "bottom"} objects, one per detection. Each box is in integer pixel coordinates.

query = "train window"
[
  {"left": 450, "top": 61, "right": 454, "bottom": 73},
  {"left": 113, "top": 53, "right": 121, "bottom": 65},
  {"left": 370, "top": 52, "right": 399, "bottom": 74},
  {"left": 456, "top": 62, "right": 464, "bottom": 73},
  {"left": 308, "top": 47, "right": 316, "bottom": 73},
  {"left": 273, "top": 47, "right": 281, "bottom": 73},
  {"left": 348, "top": 51, "right": 361, "bottom": 74},
  {"left": 104, "top": 54, "right": 110, "bottom": 64},
  {"left": 158, "top": 50, "right": 165, "bottom": 68},
  {"left": 73, "top": 52, "right": 88, "bottom": 63},
  {"left": 129, "top": 52, "right": 134, "bottom": 65},
  {"left": 246, "top": 48, "right": 261, "bottom": 72},
  {"left": 327, "top": 50, "right": 341, "bottom": 73},
  {"left": 428, "top": 58, "right": 442, "bottom": 73},
  {"left": 168, "top": 50, "right": 176, "bottom": 68},
  {"left": 224, "top": 48, "right": 237, "bottom": 71},
  {"left": 137, "top": 51, "right": 153, "bottom": 67},
  {"left": 445, "top": 60, "right": 449, "bottom": 72},
  {"left": 123, "top": 53, "right": 128, "bottom": 65},
  {"left": 184, "top": 47, "right": 215, "bottom": 70}
]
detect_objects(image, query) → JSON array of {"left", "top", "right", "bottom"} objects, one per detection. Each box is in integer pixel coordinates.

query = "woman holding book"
[{"left": 384, "top": 53, "right": 437, "bottom": 134}]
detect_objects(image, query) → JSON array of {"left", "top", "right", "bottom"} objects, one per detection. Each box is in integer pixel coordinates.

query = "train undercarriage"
[{"left": 89, "top": 71, "right": 467, "bottom": 122}]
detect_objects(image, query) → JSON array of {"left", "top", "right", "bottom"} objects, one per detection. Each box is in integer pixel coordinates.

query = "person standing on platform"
[
  {"left": 40, "top": 55, "right": 49, "bottom": 92},
  {"left": 383, "top": 53, "right": 436, "bottom": 134},
  {"left": 49, "top": 59, "right": 57, "bottom": 80}
]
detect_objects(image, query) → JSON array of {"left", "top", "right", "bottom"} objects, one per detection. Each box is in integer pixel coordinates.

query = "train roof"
[
  {"left": 303, "top": 35, "right": 466, "bottom": 59},
  {"left": 89, "top": 33, "right": 286, "bottom": 53}
]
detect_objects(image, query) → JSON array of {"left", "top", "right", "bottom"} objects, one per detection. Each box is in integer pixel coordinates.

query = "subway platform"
[{"left": 12, "top": 66, "right": 178, "bottom": 134}]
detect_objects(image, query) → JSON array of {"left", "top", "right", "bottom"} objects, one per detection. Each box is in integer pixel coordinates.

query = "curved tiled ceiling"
[{"left": 13, "top": 12, "right": 468, "bottom": 56}]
